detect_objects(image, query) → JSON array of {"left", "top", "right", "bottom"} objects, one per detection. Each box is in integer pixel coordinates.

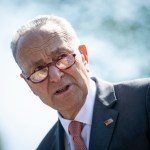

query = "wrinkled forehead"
[
  {"left": 17, "top": 29, "right": 62, "bottom": 52},
  {"left": 17, "top": 28, "right": 75, "bottom": 54},
  {"left": 16, "top": 28, "right": 77, "bottom": 68}
]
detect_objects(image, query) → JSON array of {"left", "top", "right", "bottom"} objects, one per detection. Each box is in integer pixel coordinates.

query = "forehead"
[
  {"left": 16, "top": 29, "right": 74, "bottom": 70},
  {"left": 17, "top": 29, "right": 66, "bottom": 53}
]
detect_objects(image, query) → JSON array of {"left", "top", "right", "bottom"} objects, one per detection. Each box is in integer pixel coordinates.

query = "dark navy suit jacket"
[{"left": 37, "top": 77, "right": 150, "bottom": 150}]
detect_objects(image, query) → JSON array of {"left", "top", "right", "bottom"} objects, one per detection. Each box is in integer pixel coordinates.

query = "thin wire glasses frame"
[{"left": 22, "top": 53, "right": 76, "bottom": 83}]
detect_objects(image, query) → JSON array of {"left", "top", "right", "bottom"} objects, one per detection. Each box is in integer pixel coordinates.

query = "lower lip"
[{"left": 54, "top": 84, "right": 73, "bottom": 96}]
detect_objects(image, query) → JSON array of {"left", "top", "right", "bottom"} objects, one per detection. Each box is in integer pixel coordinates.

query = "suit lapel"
[
  {"left": 55, "top": 121, "right": 65, "bottom": 150},
  {"left": 89, "top": 78, "right": 119, "bottom": 150}
]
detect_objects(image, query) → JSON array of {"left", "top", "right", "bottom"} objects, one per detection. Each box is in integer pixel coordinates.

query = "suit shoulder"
[
  {"left": 37, "top": 122, "right": 58, "bottom": 150},
  {"left": 114, "top": 78, "right": 150, "bottom": 88},
  {"left": 113, "top": 78, "right": 150, "bottom": 104}
]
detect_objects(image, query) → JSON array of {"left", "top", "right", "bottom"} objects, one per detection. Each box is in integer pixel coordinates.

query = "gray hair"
[{"left": 11, "top": 15, "right": 80, "bottom": 62}]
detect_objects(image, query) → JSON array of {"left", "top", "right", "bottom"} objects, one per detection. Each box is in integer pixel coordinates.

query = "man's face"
[{"left": 16, "top": 29, "right": 90, "bottom": 119}]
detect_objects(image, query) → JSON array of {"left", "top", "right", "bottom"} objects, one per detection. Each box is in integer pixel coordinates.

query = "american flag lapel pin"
[{"left": 104, "top": 118, "right": 114, "bottom": 126}]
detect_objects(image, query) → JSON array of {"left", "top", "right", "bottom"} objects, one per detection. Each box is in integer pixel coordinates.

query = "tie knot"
[{"left": 69, "top": 121, "right": 83, "bottom": 137}]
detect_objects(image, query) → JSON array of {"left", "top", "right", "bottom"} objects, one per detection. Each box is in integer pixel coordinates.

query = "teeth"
[{"left": 56, "top": 85, "right": 69, "bottom": 94}]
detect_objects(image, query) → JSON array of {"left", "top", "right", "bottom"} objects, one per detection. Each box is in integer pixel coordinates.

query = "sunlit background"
[{"left": 0, "top": 0, "right": 150, "bottom": 149}]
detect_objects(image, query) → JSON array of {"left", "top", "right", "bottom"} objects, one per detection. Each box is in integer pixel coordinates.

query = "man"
[{"left": 11, "top": 15, "right": 150, "bottom": 150}]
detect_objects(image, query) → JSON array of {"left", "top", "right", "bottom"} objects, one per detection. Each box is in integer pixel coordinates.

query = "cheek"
[
  {"left": 75, "top": 62, "right": 89, "bottom": 81},
  {"left": 69, "top": 63, "right": 89, "bottom": 92},
  {"left": 27, "top": 80, "right": 51, "bottom": 100}
]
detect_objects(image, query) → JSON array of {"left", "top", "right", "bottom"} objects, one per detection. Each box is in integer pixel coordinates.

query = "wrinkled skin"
[{"left": 16, "top": 28, "right": 90, "bottom": 119}]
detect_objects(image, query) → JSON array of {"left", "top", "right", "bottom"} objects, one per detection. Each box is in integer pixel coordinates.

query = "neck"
[{"left": 59, "top": 101, "right": 85, "bottom": 120}]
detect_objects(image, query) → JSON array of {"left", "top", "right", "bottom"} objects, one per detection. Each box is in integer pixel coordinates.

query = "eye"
[
  {"left": 34, "top": 65, "right": 45, "bottom": 72},
  {"left": 57, "top": 54, "right": 68, "bottom": 60}
]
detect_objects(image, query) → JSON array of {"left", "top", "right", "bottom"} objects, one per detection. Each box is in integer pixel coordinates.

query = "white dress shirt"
[{"left": 58, "top": 79, "right": 96, "bottom": 150}]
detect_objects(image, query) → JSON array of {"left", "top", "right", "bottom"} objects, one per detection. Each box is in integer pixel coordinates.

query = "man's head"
[{"left": 11, "top": 15, "right": 90, "bottom": 119}]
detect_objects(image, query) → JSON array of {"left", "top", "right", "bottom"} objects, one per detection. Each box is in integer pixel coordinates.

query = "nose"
[{"left": 48, "top": 65, "right": 64, "bottom": 83}]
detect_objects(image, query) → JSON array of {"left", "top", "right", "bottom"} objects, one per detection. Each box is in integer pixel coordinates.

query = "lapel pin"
[{"left": 104, "top": 118, "right": 114, "bottom": 126}]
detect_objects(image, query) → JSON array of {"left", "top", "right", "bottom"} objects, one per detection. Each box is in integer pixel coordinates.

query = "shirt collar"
[{"left": 58, "top": 78, "right": 96, "bottom": 137}]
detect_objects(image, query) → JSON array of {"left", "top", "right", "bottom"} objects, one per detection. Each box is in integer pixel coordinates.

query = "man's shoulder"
[
  {"left": 37, "top": 122, "right": 58, "bottom": 150},
  {"left": 92, "top": 77, "right": 150, "bottom": 106},
  {"left": 114, "top": 78, "right": 150, "bottom": 91},
  {"left": 92, "top": 77, "right": 150, "bottom": 94},
  {"left": 114, "top": 78, "right": 150, "bottom": 86},
  {"left": 92, "top": 77, "right": 150, "bottom": 87},
  {"left": 113, "top": 78, "right": 150, "bottom": 104}
]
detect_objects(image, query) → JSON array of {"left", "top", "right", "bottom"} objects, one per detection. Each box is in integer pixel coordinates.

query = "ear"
[
  {"left": 78, "top": 44, "right": 88, "bottom": 63},
  {"left": 20, "top": 73, "right": 31, "bottom": 86},
  {"left": 20, "top": 73, "right": 26, "bottom": 80}
]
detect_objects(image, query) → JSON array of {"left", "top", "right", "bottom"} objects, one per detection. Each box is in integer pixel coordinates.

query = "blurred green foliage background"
[{"left": 0, "top": 0, "right": 150, "bottom": 150}]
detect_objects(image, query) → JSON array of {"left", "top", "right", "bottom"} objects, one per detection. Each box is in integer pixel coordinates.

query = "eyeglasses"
[{"left": 22, "top": 53, "right": 76, "bottom": 83}]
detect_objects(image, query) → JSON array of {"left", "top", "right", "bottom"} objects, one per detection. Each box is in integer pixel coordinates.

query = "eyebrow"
[
  {"left": 51, "top": 47, "right": 73, "bottom": 55},
  {"left": 32, "top": 48, "right": 72, "bottom": 67},
  {"left": 31, "top": 59, "right": 46, "bottom": 71}
]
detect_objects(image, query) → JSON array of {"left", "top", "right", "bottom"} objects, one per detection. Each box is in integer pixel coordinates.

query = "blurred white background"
[{"left": 0, "top": 0, "right": 150, "bottom": 149}]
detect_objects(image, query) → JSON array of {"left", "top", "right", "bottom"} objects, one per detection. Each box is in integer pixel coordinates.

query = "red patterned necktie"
[{"left": 68, "top": 121, "right": 87, "bottom": 150}]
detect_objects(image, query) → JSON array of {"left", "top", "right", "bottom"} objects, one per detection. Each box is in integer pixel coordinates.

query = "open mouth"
[{"left": 55, "top": 85, "right": 70, "bottom": 95}]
